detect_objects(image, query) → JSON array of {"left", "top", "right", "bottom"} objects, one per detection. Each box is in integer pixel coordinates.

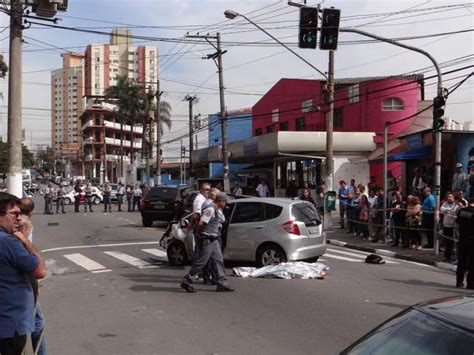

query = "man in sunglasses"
[{"left": 0, "top": 192, "right": 47, "bottom": 355}]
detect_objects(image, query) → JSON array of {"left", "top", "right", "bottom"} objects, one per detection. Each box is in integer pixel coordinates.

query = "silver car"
[{"left": 162, "top": 197, "right": 326, "bottom": 267}]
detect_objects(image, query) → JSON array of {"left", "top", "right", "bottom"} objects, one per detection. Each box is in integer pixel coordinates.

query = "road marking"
[
  {"left": 104, "top": 251, "right": 159, "bottom": 269},
  {"left": 42, "top": 241, "right": 159, "bottom": 253},
  {"left": 327, "top": 248, "right": 371, "bottom": 258},
  {"left": 324, "top": 253, "right": 363, "bottom": 262},
  {"left": 142, "top": 248, "right": 168, "bottom": 260},
  {"left": 64, "top": 253, "right": 111, "bottom": 273}
]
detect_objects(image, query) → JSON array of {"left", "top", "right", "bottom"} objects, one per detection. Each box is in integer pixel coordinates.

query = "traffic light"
[
  {"left": 433, "top": 95, "right": 446, "bottom": 131},
  {"left": 320, "top": 8, "right": 341, "bottom": 50},
  {"left": 181, "top": 146, "right": 186, "bottom": 158},
  {"left": 298, "top": 6, "right": 318, "bottom": 49}
]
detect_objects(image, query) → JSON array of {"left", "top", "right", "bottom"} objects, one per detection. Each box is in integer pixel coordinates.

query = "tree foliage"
[{"left": 0, "top": 138, "right": 35, "bottom": 172}]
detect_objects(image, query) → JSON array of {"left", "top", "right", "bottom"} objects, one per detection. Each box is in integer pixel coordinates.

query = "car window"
[
  {"left": 180, "top": 187, "right": 191, "bottom": 199},
  {"left": 231, "top": 202, "right": 265, "bottom": 224},
  {"left": 146, "top": 188, "right": 177, "bottom": 199},
  {"left": 224, "top": 203, "right": 235, "bottom": 221},
  {"left": 292, "top": 203, "right": 321, "bottom": 226},
  {"left": 264, "top": 203, "right": 283, "bottom": 220},
  {"left": 343, "top": 309, "right": 474, "bottom": 355}
]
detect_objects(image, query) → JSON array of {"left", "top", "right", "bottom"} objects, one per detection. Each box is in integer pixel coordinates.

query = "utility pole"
[
  {"left": 155, "top": 79, "right": 163, "bottom": 185},
  {"left": 6, "top": 0, "right": 22, "bottom": 197},
  {"left": 184, "top": 95, "right": 197, "bottom": 177},
  {"left": 324, "top": 50, "right": 335, "bottom": 229},
  {"left": 186, "top": 32, "right": 229, "bottom": 192}
]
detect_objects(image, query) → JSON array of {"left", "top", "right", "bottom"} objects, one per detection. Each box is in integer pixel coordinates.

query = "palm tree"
[
  {"left": 105, "top": 76, "right": 141, "bottom": 179},
  {"left": 156, "top": 100, "right": 172, "bottom": 184}
]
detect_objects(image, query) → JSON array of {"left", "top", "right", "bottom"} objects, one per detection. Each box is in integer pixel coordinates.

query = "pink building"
[{"left": 252, "top": 76, "right": 424, "bottom": 184}]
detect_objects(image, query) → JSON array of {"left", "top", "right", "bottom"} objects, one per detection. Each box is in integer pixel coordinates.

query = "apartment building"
[{"left": 50, "top": 53, "right": 85, "bottom": 162}]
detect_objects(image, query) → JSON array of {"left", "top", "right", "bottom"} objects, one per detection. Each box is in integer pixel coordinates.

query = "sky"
[{"left": 0, "top": 0, "right": 473, "bottom": 158}]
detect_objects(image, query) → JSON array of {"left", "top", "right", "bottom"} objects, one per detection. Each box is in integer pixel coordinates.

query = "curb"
[{"left": 327, "top": 239, "right": 456, "bottom": 272}]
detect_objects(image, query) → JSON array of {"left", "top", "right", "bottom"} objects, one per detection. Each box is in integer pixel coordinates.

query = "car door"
[{"left": 225, "top": 201, "right": 266, "bottom": 261}]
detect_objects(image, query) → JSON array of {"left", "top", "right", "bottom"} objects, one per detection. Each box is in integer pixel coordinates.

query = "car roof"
[
  {"left": 229, "top": 197, "right": 312, "bottom": 206},
  {"left": 414, "top": 295, "right": 474, "bottom": 332}
]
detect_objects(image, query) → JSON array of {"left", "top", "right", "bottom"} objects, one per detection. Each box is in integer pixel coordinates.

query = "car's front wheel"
[
  {"left": 65, "top": 197, "right": 71, "bottom": 205},
  {"left": 93, "top": 196, "right": 101, "bottom": 205},
  {"left": 257, "top": 244, "right": 287, "bottom": 267},
  {"left": 167, "top": 241, "right": 188, "bottom": 266}
]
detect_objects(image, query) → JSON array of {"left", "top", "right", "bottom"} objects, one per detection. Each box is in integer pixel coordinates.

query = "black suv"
[{"left": 141, "top": 185, "right": 191, "bottom": 227}]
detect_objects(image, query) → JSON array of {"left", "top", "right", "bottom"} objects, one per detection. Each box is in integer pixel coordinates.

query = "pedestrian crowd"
[
  {"left": 41, "top": 180, "right": 149, "bottom": 215},
  {"left": 0, "top": 193, "right": 47, "bottom": 354},
  {"left": 337, "top": 164, "right": 474, "bottom": 290}
]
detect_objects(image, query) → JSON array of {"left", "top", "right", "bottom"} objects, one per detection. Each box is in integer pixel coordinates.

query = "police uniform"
[
  {"left": 56, "top": 187, "right": 66, "bottom": 214},
  {"left": 74, "top": 184, "right": 82, "bottom": 212},
  {"left": 43, "top": 188, "right": 53, "bottom": 214},
  {"left": 456, "top": 204, "right": 474, "bottom": 289},
  {"left": 181, "top": 201, "right": 233, "bottom": 293},
  {"left": 103, "top": 184, "right": 112, "bottom": 212},
  {"left": 84, "top": 185, "right": 94, "bottom": 212},
  {"left": 117, "top": 184, "right": 125, "bottom": 211}
]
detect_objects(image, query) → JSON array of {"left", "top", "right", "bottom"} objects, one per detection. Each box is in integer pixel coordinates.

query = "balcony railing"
[
  {"left": 104, "top": 120, "right": 143, "bottom": 134},
  {"left": 104, "top": 137, "right": 142, "bottom": 149}
]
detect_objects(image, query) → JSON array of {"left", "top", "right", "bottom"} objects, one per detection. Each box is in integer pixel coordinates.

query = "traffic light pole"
[
  {"left": 155, "top": 79, "right": 163, "bottom": 185},
  {"left": 340, "top": 27, "right": 443, "bottom": 254},
  {"left": 323, "top": 50, "right": 335, "bottom": 230},
  {"left": 6, "top": 0, "right": 23, "bottom": 198}
]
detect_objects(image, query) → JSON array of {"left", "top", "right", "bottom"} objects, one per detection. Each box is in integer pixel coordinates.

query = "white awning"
[{"left": 192, "top": 131, "right": 376, "bottom": 164}]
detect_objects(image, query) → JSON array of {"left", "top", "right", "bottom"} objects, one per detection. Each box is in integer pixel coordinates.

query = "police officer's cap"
[{"left": 215, "top": 193, "right": 228, "bottom": 203}]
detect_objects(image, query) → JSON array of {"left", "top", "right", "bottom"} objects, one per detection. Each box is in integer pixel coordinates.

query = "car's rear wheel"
[
  {"left": 65, "top": 197, "right": 71, "bottom": 205},
  {"left": 142, "top": 217, "right": 153, "bottom": 227},
  {"left": 167, "top": 241, "right": 188, "bottom": 266},
  {"left": 256, "top": 244, "right": 287, "bottom": 267},
  {"left": 93, "top": 196, "right": 101, "bottom": 205}
]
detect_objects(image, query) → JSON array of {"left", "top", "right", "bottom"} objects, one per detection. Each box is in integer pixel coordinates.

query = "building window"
[
  {"left": 334, "top": 107, "right": 343, "bottom": 128},
  {"left": 295, "top": 117, "right": 306, "bottom": 131},
  {"left": 280, "top": 122, "right": 289, "bottom": 131},
  {"left": 267, "top": 125, "right": 274, "bottom": 133},
  {"left": 301, "top": 99, "right": 313, "bottom": 113},
  {"left": 255, "top": 128, "right": 263, "bottom": 136},
  {"left": 382, "top": 98, "right": 404, "bottom": 111},
  {"left": 348, "top": 84, "right": 359, "bottom": 103},
  {"left": 271, "top": 109, "right": 279, "bottom": 123}
]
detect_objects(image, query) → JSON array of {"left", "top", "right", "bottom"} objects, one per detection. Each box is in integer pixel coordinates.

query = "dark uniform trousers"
[
  {"left": 56, "top": 197, "right": 65, "bottom": 213},
  {"left": 117, "top": 194, "right": 124, "bottom": 211},
  {"left": 184, "top": 237, "right": 228, "bottom": 287},
  {"left": 457, "top": 240, "right": 474, "bottom": 288},
  {"left": 85, "top": 195, "right": 93, "bottom": 212}
]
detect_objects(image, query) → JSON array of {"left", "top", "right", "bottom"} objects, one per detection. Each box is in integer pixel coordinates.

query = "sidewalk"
[{"left": 326, "top": 227, "right": 457, "bottom": 272}]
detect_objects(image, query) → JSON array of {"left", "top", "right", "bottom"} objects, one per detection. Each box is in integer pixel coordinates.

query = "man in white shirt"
[
  {"left": 256, "top": 180, "right": 269, "bottom": 198},
  {"left": 190, "top": 183, "right": 210, "bottom": 229},
  {"left": 232, "top": 182, "right": 243, "bottom": 197}
]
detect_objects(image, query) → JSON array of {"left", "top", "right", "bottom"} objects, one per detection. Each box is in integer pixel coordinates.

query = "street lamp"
[{"left": 224, "top": 10, "right": 326, "bottom": 78}]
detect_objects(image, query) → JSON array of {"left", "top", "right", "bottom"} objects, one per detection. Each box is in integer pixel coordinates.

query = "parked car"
[
  {"left": 108, "top": 183, "right": 119, "bottom": 203},
  {"left": 141, "top": 185, "right": 192, "bottom": 227},
  {"left": 161, "top": 197, "right": 326, "bottom": 267},
  {"left": 340, "top": 295, "right": 474, "bottom": 355},
  {"left": 57, "top": 186, "right": 104, "bottom": 205}
]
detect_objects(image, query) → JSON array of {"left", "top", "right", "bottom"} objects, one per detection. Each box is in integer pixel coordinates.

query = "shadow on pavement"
[{"left": 383, "top": 278, "right": 455, "bottom": 289}]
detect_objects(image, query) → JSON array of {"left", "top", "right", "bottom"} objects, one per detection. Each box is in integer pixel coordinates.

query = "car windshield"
[
  {"left": 146, "top": 188, "right": 177, "bottom": 199},
  {"left": 343, "top": 309, "right": 474, "bottom": 355},
  {"left": 291, "top": 203, "right": 321, "bottom": 226}
]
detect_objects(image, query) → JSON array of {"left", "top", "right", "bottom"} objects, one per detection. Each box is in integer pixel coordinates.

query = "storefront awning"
[
  {"left": 192, "top": 131, "right": 376, "bottom": 165},
  {"left": 388, "top": 145, "right": 432, "bottom": 161}
]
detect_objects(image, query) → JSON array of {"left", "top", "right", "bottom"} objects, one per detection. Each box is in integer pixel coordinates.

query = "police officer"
[
  {"left": 180, "top": 193, "right": 234, "bottom": 293},
  {"left": 103, "top": 182, "right": 112, "bottom": 213},
  {"left": 456, "top": 197, "right": 474, "bottom": 289},
  {"left": 56, "top": 185, "right": 66, "bottom": 214},
  {"left": 126, "top": 185, "right": 133, "bottom": 212},
  {"left": 200, "top": 188, "right": 220, "bottom": 284},
  {"left": 74, "top": 180, "right": 82, "bottom": 213},
  {"left": 84, "top": 183, "right": 94, "bottom": 213},
  {"left": 43, "top": 185, "right": 54, "bottom": 215},
  {"left": 117, "top": 182, "right": 125, "bottom": 212}
]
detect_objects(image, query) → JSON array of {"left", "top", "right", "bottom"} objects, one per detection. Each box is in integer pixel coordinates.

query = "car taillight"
[{"left": 281, "top": 221, "right": 300, "bottom": 236}]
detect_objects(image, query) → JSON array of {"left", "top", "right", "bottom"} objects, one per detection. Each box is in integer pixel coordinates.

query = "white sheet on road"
[{"left": 233, "top": 262, "right": 329, "bottom": 279}]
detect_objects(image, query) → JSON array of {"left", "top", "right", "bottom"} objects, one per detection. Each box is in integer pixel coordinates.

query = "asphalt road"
[{"left": 29, "top": 195, "right": 471, "bottom": 355}]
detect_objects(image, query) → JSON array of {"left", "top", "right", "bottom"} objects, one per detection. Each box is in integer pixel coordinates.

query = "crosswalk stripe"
[
  {"left": 327, "top": 248, "right": 371, "bottom": 258},
  {"left": 324, "top": 253, "right": 363, "bottom": 262},
  {"left": 142, "top": 248, "right": 168, "bottom": 260},
  {"left": 104, "top": 251, "right": 159, "bottom": 269},
  {"left": 64, "top": 253, "right": 111, "bottom": 273}
]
